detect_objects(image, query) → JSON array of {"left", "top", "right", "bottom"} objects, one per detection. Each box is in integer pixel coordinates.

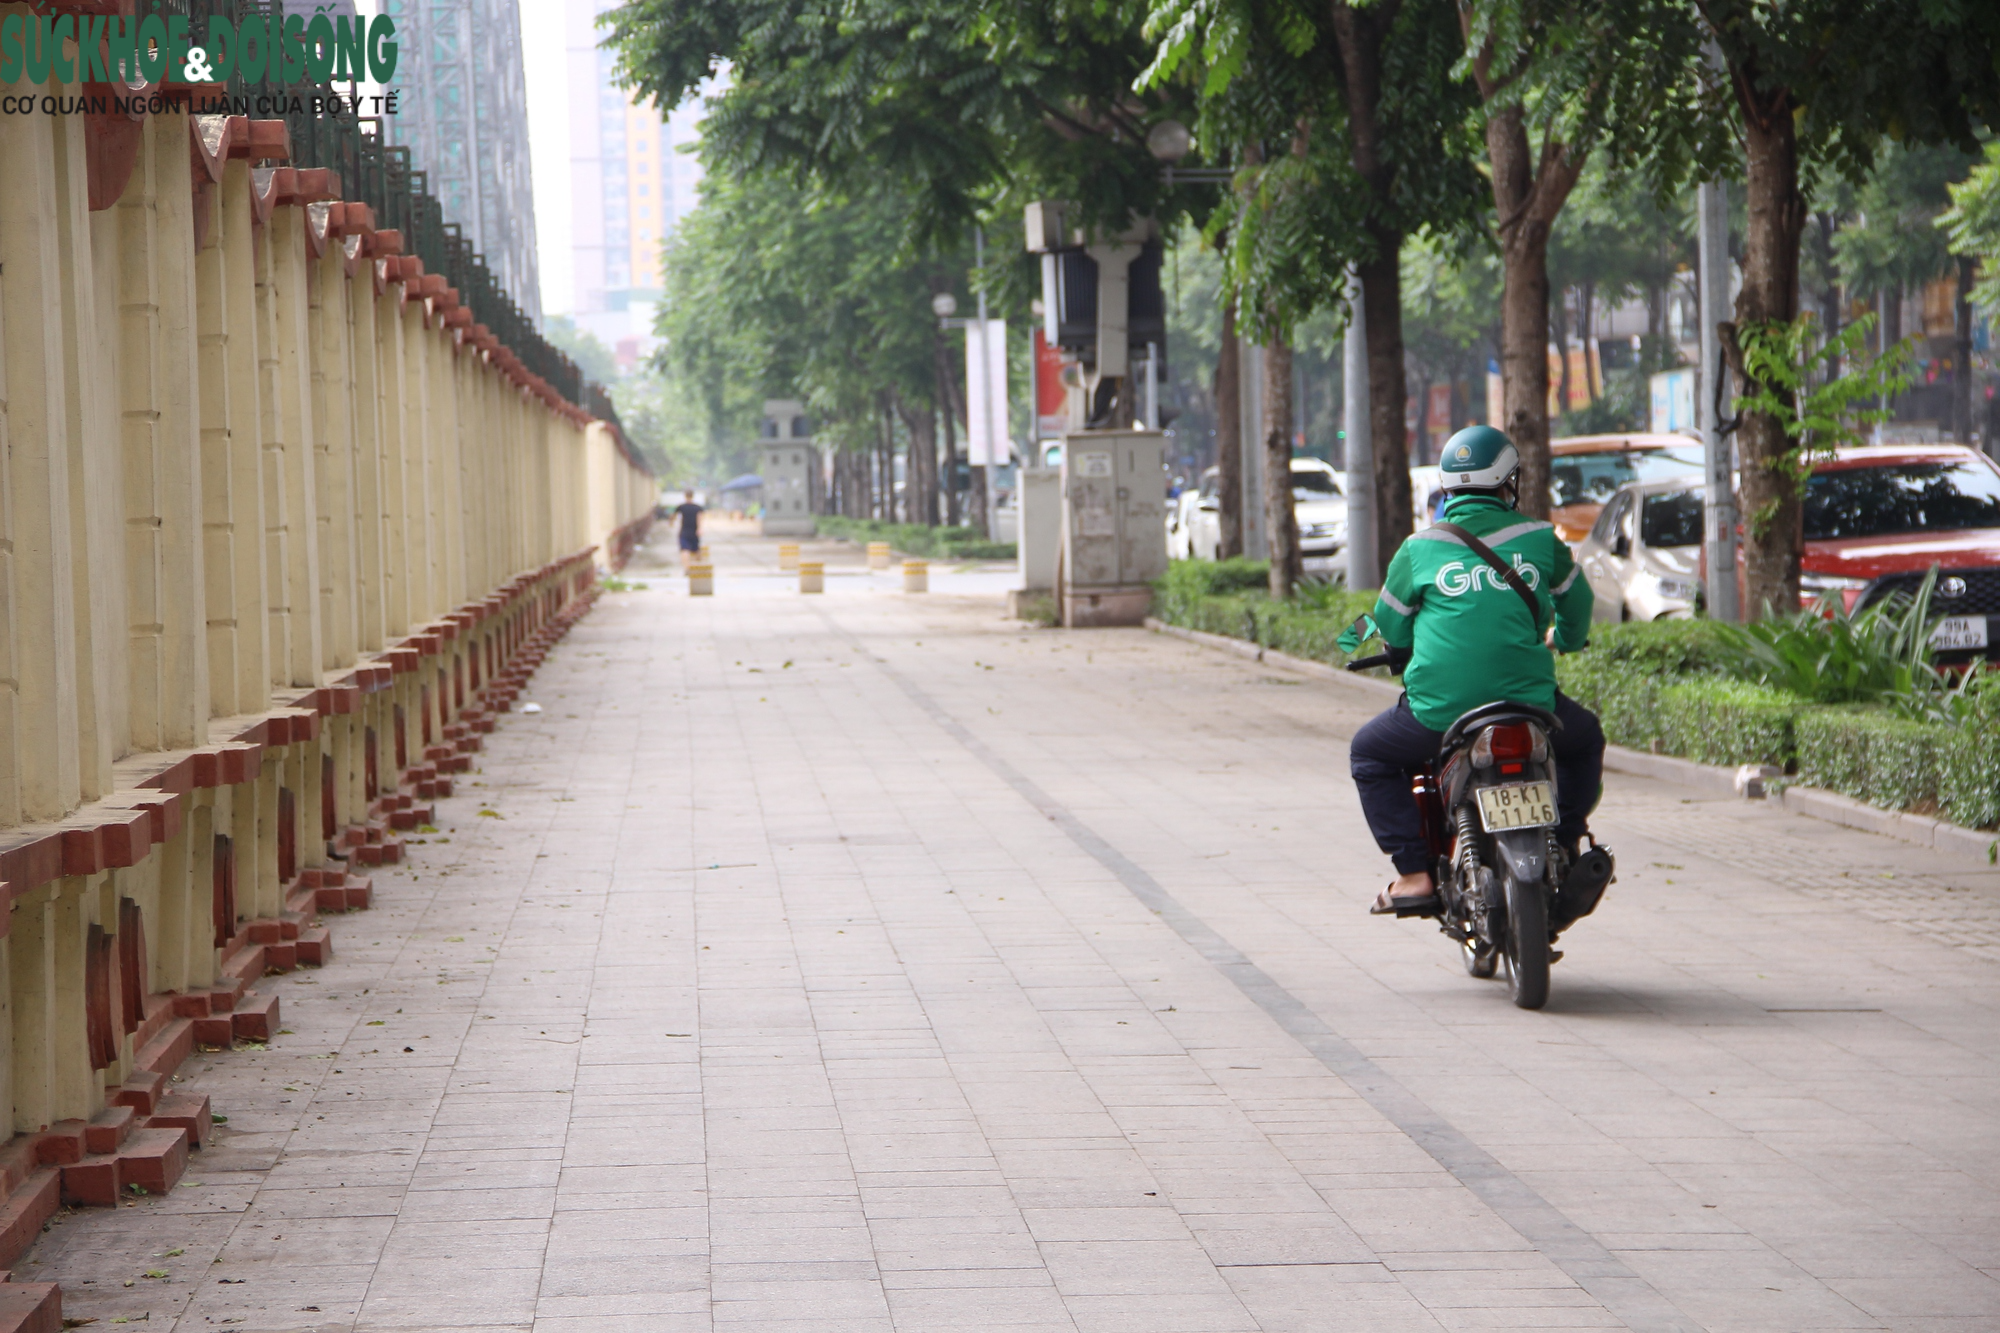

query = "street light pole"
[
  {"left": 1697, "top": 178, "right": 1739, "bottom": 623},
  {"left": 1344, "top": 271, "right": 1377, "bottom": 589},
  {"left": 975, "top": 226, "right": 999, "bottom": 541}
]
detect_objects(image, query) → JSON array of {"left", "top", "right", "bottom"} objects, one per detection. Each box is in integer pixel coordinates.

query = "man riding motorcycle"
[{"left": 1344, "top": 425, "right": 1606, "bottom": 916}]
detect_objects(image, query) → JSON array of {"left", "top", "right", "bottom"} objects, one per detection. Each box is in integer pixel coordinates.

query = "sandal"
[{"left": 1370, "top": 883, "right": 1439, "bottom": 917}]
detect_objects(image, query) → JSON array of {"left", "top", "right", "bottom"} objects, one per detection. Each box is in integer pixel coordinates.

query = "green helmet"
[{"left": 1437, "top": 425, "right": 1520, "bottom": 492}]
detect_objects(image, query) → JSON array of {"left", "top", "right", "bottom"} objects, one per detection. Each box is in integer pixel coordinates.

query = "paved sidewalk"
[{"left": 23, "top": 528, "right": 2000, "bottom": 1332}]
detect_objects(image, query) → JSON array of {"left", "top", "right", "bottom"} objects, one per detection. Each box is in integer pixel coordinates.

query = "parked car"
[
  {"left": 1176, "top": 459, "right": 1350, "bottom": 567},
  {"left": 1184, "top": 467, "right": 1222, "bottom": 560},
  {"left": 1796, "top": 444, "right": 2000, "bottom": 658},
  {"left": 1576, "top": 479, "right": 1704, "bottom": 621},
  {"left": 1168, "top": 484, "right": 1203, "bottom": 560},
  {"left": 1549, "top": 433, "right": 1705, "bottom": 544},
  {"left": 1291, "top": 458, "right": 1347, "bottom": 574}
]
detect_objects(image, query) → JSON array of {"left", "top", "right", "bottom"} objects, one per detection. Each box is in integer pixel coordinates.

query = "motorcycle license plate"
[
  {"left": 1476, "top": 781, "right": 1557, "bottom": 831},
  {"left": 1930, "top": 616, "right": 1989, "bottom": 651}
]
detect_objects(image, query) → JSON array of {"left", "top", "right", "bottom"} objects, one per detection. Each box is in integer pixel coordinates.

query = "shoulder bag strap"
[{"left": 1434, "top": 521, "right": 1544, "bottom": 630}]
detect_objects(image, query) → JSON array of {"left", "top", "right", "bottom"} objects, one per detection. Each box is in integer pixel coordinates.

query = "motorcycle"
[{"left": 1344, "top": 663, "right": 1615, "bottom": 1010}]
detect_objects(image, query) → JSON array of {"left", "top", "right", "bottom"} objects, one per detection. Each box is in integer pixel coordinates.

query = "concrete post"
[
  {"left": 219, "top": 161, "right": 272, "bottom": 715},
  {"left": 0, "top": 110, "right": 85, "bottom": 824},
  {"left": 53, "top": 104, "right": 120, "bottom": 802}
]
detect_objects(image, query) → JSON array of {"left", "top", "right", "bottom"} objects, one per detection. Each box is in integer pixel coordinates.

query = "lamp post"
[{"left": 936, "top": 278, "right": 1003, "bottom": 541}]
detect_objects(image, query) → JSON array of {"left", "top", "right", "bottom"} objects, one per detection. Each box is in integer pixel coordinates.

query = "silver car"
[{"left": 1576, "top": 480, "right": 1704, "bottom": 621}]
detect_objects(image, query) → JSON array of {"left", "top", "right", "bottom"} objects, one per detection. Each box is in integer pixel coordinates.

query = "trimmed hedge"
[
  {"left": 1558, "top": 661, "right": 1805, "bottom": 768},
  {"left": 1940, "top": 724, "right": 2000, "bottom": 830},
  {"left": 816, "top": 516, "right": 1015, "bottom": 561},
  {"left": 1658, "top": 679, "right": 1807, "bottom": 768},
  {"left": 1152, "top": 564, "right": 2000, "bottom": 828},
  {"left": 1152, "top": 560, "right": 1379, "bottom": 667},
  {"left": 1795, "top": 708, "right": 1943, "bottom": 815}
]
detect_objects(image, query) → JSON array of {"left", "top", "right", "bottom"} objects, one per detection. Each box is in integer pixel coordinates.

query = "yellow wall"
[{"left": 0, "top": 82, "right": 653, "bottom": 1156}]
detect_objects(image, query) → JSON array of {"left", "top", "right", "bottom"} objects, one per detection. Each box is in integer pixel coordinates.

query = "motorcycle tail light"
[{"left": 1472, "top": 722, "right": 1545, "bottom": 768}]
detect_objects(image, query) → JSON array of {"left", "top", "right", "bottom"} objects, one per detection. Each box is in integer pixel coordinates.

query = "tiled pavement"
[{"left": 23, "top": 525, "right": 2000, "bottom": 1332}]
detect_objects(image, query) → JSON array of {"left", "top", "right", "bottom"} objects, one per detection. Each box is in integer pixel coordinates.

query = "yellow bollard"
[
  {"left": 778, "top": 542, "right": 800, "bottom": 571},
  {"left": 798, "top": 560, "right": 824, "bottom": 594},
  {"left": 867, "top": 541, "right": 892, "bottom": 570},
  {"left": 903, "top": 559, "right": 928, "bottom": 593},
  {"left": 697, "top": 545, "right": 711, "bottom": 564},
  {"left": 688, "top": 563, "right": 714, "bottom": 596}
]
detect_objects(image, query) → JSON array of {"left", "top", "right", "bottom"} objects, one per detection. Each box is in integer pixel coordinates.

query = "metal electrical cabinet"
[
  {"left": 1059, "top": 430, "right": 1167, "bottom": 627},
  {"left": 760, "top": 399, "right": 817, "bottom": 537}
]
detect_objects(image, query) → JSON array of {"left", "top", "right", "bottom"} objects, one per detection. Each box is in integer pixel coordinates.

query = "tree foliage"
[
  {"left": 604, "top": 0, "right": 1209, "bottom": 246},
  {"left": 653, "top": 171, "right": 970, "bottom": 471},
  {"left": 1835, "top": 143, "right": 1980, "bottom": 297},
  {"left": 1940, "top": 140, "right": 2000, "bottom": 313},
  {"left": 1141, "top": 0, "right": 1484, "bottom": 340}
]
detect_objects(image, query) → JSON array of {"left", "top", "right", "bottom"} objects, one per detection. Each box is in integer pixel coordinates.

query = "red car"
[{"left": 1798, "top": 444, "right": 2000, "bottom": 657}]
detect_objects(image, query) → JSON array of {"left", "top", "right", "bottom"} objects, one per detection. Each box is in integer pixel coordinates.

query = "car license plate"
[
  {"left": 1930, "top": 616, "right": 1989, "bottom": 651},
  {"left": 1476, "top": 781, "right": 1557, "bottom": 832}
]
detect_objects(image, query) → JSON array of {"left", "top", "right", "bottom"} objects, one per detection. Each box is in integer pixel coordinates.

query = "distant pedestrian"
[{"left": 674, "top": 490, "right": 704, "bottom": 568}]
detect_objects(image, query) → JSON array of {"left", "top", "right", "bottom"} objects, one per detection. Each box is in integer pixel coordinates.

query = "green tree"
[
  {"left": 1141, "top": 0, "right": 1486, "bottom": 579},
  {"left": 1582, "top": 0, "right": 2000, "bottom": 616},
  {"left": 654, "top": 169, "right": 974, "bottom": 520},
  {"left": 1455, "top": 1, "right": 1691, "bottom": 517},
  {"left": 1940, "top": 140, "right": 2000, "bottom": 314},
  {"left": 606, "top": 0, "right": 1218, "bottom": 523}
]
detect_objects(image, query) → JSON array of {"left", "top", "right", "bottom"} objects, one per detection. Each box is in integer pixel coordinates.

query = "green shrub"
[
  {"left": 1556, "top": 653, "right": 1670, "bottom": 750},
  {"left": 1156, "top": 557, "right": 1275, "bottom": 600},
  {"left": 1148, "top": 560, "right": 2000, "bottom": 828},
  {"left": 1655, "top": 679, "right": 1806, "bottom": 768},
  {"left": 1710, "top": 566, "right": 1946, "bottom": 706},
  {"left": 1576, "top": 619, "right": 1734, "bottom": 674},
  {"left": 1152, "top": 560, "right": 1378, "bottom": 666},
  {"left": 817, "top": 516, "right": 1015, "bottom": 561},
  {"left": 1939, "top": 723, "right": 2000, "bottom": 830},
  {"left": 1794, "top": 707, "right": 1951, "bottom": 814}
]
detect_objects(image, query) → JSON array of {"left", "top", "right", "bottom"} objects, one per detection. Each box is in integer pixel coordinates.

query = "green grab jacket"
[{"left": 1371, "top": 494, "right": 1593, "bottom": 733}]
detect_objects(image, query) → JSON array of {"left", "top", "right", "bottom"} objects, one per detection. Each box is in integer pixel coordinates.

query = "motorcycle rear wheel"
[{"left": 1503, "top": 871, "right": 1551, "bottom": 1010}]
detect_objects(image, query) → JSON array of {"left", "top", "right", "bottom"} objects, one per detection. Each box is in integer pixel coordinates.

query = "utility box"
[
  {"left": 760, "top": 399, "right": 816, "bottom": 536},
  {"left": 1014, "top": 463, "right": 1061, "bottom": 596},
  {"left": 1059, "top": 430, "right": 1167, "bottom": 627}
]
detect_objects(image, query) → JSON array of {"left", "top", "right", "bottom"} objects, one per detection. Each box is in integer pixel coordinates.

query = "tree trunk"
[
  {"left": 1551, "top": 287, "right": 1572, "bottom": 425},
  {"left": 1410, "top": 366, "right": 1433, "bottom": 464},
  {"left": 1728, "top": 91, "right": 1808, "bottom": 618},
  {"left": 1465, "top": 53, "right": 1584, "bottom": 523},
  {"left": 938, "top": 339, "right": 960, "bottom": 529},
  {"left": 1265, "top": 333, "right": 1299, "bottom": 597},
  {"left": 1216, "top": 299, "right": 1244, "bottom": 558},
  {"left": 1358, "top": 240, "right": 1413, "bottom": 571},
  {"left": 895, "top": 395, "right": 937, "bottom": 527},
  {"left": 1579, "top": 279, "right": 1597, "bottom": 402},
  {"left": 969, "top": 465, "right": 988, "bottom": 535},
  {"left": 880, "top": 401, "right": 897, "bottom": 521},
  {"left": 1333, "top": 0, "right": 1413, "bottom": 569},
  {"left": 1956, "top": 255, "right": 1976, "bottom": 445}
]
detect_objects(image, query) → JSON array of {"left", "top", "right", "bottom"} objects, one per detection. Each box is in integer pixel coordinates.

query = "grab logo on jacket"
[{"left": 1434, "top": 553, "right": 1541, "bottom": 597}]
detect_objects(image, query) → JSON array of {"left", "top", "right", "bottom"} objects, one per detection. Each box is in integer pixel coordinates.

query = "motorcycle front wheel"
[{"left": 1502, "top": 870, "right": 1550, "bottom": 1010}]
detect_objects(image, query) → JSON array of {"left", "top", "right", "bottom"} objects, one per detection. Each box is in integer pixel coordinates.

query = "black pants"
[{"left": 1350, "top": 693, "right": 1604, "bottom": 875}]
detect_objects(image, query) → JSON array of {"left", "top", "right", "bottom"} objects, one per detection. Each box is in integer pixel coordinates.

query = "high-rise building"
[
  {"left": 380, "top": 0, "right": 542, "bottom": 323},
  {"left": 565, "top": 0, "right": 703, "bottom": 367}
]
